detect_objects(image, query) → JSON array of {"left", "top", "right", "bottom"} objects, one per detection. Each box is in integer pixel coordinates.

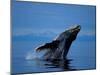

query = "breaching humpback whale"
[{"left": 35, "top": 25, "right": 81, "bottom": 60}]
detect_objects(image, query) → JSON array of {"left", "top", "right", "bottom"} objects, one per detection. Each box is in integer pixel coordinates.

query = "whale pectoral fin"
[{"left": 36, "top": 40, "right": 60, "bottom": 52}]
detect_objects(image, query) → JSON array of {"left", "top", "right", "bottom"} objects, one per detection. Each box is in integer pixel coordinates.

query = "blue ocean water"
[
  {"left": 12, "top": 34, "right": 96, "bottom": 74},
  {"left": 11, "top": 1, "right": 96, "bottom": 74}
]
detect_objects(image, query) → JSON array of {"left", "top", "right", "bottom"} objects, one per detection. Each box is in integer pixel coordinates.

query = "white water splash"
[{"left": 26, "top": 50, "right": 46, "bottom": 60}]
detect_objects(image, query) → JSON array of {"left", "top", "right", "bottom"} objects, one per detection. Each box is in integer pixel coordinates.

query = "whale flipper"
[{"left": 36, "top": 40, "right": 60, "bottom": 51}]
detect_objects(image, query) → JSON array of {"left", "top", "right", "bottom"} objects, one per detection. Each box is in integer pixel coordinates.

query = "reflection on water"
[
  {"left": 24, "top": 50, "right": 75, "bottom": 71},
  {"left": 43, "top": 59, "right": 73, "bottom": 70},
  {"left": 24, "top": 58, "right": 76, "bottom": 74}
]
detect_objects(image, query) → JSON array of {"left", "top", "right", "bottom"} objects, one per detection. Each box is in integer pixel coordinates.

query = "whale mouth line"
[
  {"left": 73, "top": 25, "right": 81, "bottom": 30},
  {"left": 76, "top": 25, "right": 81, "bottom": 31},
  {"left": 70, "top": 25, "right": 81, "bottom": 34}
]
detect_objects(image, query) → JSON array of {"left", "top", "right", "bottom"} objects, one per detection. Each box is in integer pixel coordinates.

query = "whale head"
[
  {"left": 65, "top": 25, "right": 81, "bottom": 41},
  {"left": 53, "top": 25, "right": 81, "bottom": 59}
]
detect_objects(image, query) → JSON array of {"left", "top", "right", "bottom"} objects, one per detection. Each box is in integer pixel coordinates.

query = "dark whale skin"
[{"left": 36, "top": 25, "right": 81, "bottom": 60}]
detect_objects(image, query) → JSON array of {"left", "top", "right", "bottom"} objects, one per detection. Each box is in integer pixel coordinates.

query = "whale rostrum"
[{"left": 35, "top": 25, "right": 81, "bottom": 60}]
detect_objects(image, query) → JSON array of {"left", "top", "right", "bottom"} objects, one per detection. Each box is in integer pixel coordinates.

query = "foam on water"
[{"left": 25, "top": 50, "right": 46, "bottom": 60}]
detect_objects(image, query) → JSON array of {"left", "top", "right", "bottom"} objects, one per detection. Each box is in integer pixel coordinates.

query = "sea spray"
[{"left": 26, "top": 50, "right": 46, "bottom": 60}]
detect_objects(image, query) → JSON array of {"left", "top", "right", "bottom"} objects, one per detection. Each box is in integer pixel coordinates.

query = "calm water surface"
[{"left": 12, "top": 38, "right": 96, "bottom": 74}]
